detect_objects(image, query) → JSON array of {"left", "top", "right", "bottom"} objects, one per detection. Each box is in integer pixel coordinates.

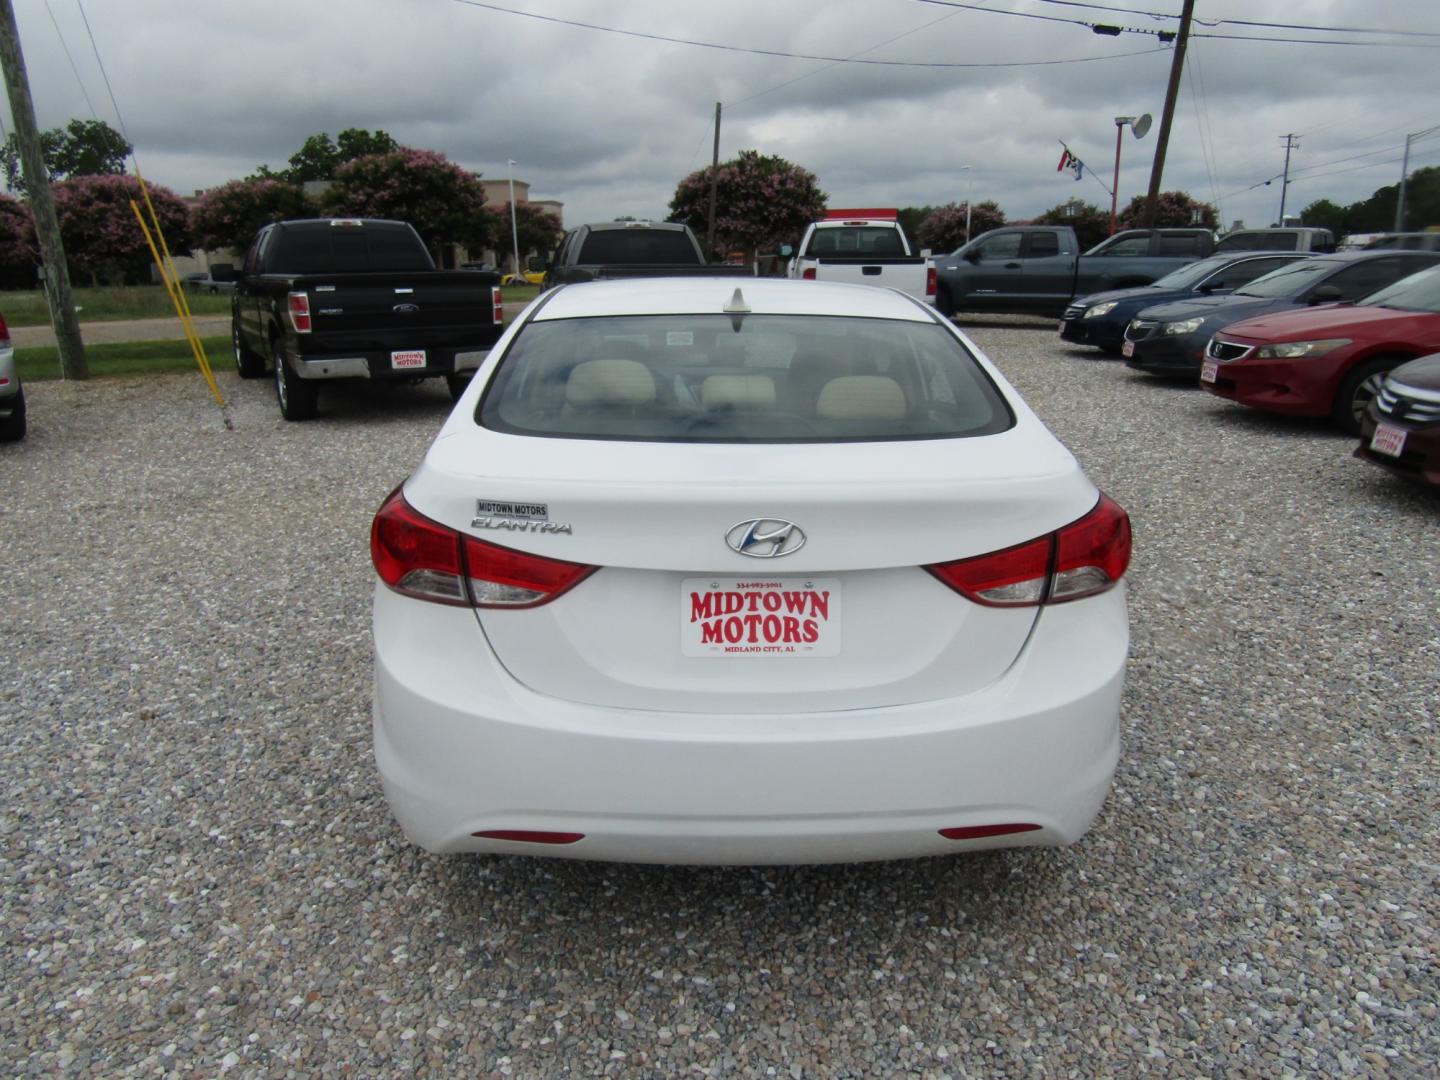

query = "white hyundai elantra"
[{"left": 371, "top": 277, "right": 1131, "bottom": 864}]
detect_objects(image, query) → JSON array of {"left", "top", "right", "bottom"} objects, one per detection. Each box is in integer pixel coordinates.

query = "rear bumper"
[
  {"left": 372, "top": 583, "right": 1128, "bottom": 864},
  {"left": 296, "top": 345, "right": 493, "bottom": 381}
]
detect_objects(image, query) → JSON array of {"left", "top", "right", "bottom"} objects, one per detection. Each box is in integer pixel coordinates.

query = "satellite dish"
[{"left": 1132, "top": 113, "right": 1153, "bottom": 139}]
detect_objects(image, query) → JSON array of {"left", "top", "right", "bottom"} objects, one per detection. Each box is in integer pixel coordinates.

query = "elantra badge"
[{"left": 726, "top": 519, "right": 806, "bottom": 558}]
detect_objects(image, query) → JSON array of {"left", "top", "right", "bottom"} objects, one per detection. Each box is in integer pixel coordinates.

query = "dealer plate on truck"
[
  {"left": 391, "top": 349, "right": 426, "bottom": 370},
  {"left": 681, "top": 578, "right": 842, "bottom": 657},
  {"left": 1370, "top": 423, "right": 1406, "bottom": 458}
]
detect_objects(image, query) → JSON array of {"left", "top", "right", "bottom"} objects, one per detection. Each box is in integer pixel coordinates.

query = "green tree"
[
  {"left": 1031, "top": 199, "right": 1110, "bottom": 251},
  {"left": 917, "top": 200, "right": 1006, "bottom": 252},
  {"left": 190, "top": 178, "right": 317, "bottom": 253},
  {"left": 1298, "top": 198, "right": 1348, "bottom": 236},
  {"left": 1342, "top": 165, "right": 1440, "bottom": 232},
  {"left": 898, "top": 206, "right": 934, "bottom": 245},
  {"left": 253, "top": 128, "right": 399, "bottom": 184},
  {"left": 1116, "top": 191, "right": 1217, "bottom": 230},
  {"left": 321, "top": 147, "right": 492, "bottom": 252},
  {"left": 1, "top": 118, "right": 131, "bottom": 194},
  {"left": 668, "top": 150, "right": 827, "bottom": 258}
]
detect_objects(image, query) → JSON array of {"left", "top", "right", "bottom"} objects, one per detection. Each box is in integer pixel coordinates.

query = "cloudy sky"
[{"left": 7, "top": 0, "right": 1440, "bottom": 236}]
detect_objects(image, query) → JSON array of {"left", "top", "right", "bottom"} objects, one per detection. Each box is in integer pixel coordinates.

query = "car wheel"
[
  {"left": 935, "top": 287, "right": 954, "bottom": 318},
  {"left": 445, "top": 373, "right": 471, "bottom": 401},
  {"left": 1331, "top": 357, "right": 1396, "bottom": 436},
  {"left": 272, "top": 335, "right": 318, "bottom": 421},
  {"left": 232, "top": 319, "right": 266, "bottom": 379},
  {"left": 0, "top": 384, "right": 25, "bottom": 442}
]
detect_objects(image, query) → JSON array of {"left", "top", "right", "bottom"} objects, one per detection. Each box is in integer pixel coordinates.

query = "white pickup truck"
[{"left": 787, "top": 209, "right": 936, "bottom": 306}]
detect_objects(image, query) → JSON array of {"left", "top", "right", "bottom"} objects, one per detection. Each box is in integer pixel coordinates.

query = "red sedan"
[{"left": 1200, "top": 267, "right": 1440, "bottom": 433}]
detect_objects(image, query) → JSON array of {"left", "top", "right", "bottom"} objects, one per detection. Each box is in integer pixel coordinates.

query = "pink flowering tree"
[
  {"left": 1117, "top": 191, "right": 1218, "bottom": 230},
  {"left": 191, "top": 179, "right": 316, "bottom": 254},
  {"left": 0, "top": 193, "right": 35, "bottom": 282},
  {"left": 321, "top": 147, "right": 492, "bottom": 253},
  {"left": 668, "top": 151, "right": 827, "bottom": 259},
  {"left": 50, "top": 174, "right": 191, "bottom": 285},
  {"left": 917, "top": 200, "right": 1007, "bottom": 252}
]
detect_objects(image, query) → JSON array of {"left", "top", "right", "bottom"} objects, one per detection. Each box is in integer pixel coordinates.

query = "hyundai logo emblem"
[{"left": 725, "top": 518, "right": 806, "bottom": 558}]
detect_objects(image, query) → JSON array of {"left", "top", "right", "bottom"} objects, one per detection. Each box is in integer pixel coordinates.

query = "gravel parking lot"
[{"left": 2, "top": 321, "right": 1436, "bottom": 1077}]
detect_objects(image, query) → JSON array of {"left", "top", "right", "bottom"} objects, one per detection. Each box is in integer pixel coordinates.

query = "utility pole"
[
  {"left": 705, "top": 102, "right": 721, "bottom": 261},
  {"left": 1139, "top": 0, "right": 1195, "bottom": 228},
  {"left": 1394, "top": 134, "right": 1413, "bottom": 232},
  {"left": 1278, "top": 134, "right": 1300, "bottom": 225},
  {"left": 0, "top": 0, "right": 86, "bottom": 378}
]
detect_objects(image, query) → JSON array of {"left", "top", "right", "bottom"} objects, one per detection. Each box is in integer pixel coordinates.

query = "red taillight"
[
  {"left": 0, "top": 310, "right": 10, "bottom": 345},
  {"left": 926, "top": 266, "right": 937, "bottom": 297},
  {"left": 287, "top": 291, "right": 312, "bottom": 333},
  {"left": 802, "top": 267, "right": 816, "bottom": 281},
  {"left": 925, "top": 493, "right": 1131, "bottom": 607},
  {"left": 940, "top": 823, "right": 1041, "bottom": 840},
  {"left": 472, "top": 830, "right": 584, "bottom": 845},
  {"left": 492, "top": 285, "right": 504, "bottom": 325},
  {"left": 370, "top": 488, "right": 597, "bottom": 608}
]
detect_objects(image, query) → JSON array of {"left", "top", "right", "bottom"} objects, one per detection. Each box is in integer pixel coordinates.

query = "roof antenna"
[{"left": 723, "top": 286, "right": 750, "bottom": 332}]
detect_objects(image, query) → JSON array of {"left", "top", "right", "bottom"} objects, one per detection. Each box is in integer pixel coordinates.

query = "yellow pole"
[{"left": 130, "top": 199, "right": 231, "bottom": 424}]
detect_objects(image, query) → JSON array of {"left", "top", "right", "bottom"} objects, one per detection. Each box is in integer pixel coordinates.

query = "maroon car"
[
  {"left": 1201, "top": 266, "right": 1440, "bottom": 433},
  {"left": 1355, "top": 353, "right": 1440, "bottom": 488}
]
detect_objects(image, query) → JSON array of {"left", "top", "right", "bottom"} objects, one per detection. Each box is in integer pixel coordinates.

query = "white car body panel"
[{"left": 372, "top": 277, "right": 1130, "bottom": 862}]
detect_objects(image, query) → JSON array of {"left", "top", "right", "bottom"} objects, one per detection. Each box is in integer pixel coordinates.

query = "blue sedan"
[{"left": 1059, "top": 252, "right": 1310, "bottom": 354}]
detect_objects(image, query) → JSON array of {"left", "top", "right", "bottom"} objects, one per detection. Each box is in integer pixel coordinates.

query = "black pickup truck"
[
  {"left": 230, "top": 218, "right": 504, "bottom": 420},
  {"left": 934, "top": 225, "right": 1215, "bottom": 317},
  {"left": 542, "top": 221, "right": 753, "bottom": 289}
]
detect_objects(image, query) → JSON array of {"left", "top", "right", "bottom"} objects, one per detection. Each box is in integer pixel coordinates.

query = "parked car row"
[
  {"left": 1058, "top": 252, "right": 1440, "bottom": 489},
  {"left": 0, "top": 312, "right": 24, "bottom": 442}
]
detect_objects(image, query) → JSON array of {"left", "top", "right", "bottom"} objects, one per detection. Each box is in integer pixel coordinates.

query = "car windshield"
[
  {"left": 1357, "top": 265, "right": 1440, "bottom": 312},
  {"left": 1150, "top": 256, "right": 1234, "bottom": 290},
  {"left": 1233, "top": 260, "right": 1336, "bottom": 298},
  {"left": 480, "top": 314, "right": 1013, "bottom": 443}
]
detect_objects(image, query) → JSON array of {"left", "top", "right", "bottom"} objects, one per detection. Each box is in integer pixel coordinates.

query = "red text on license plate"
[
  {"left": 1201, "top": 360, "right": 1219, "bottom": 383},
  {"left": 1370, "top": 424, "right": 1406, "bottom": 458},
  {"left": 681, "top": 578, "right": 842, "bottom": 658},
  {"left": 391, "top": 350, "right": 426, "bottom": 370},
  {"left": 1122, "top": 340, "right": 1135, "bottom": 358}
]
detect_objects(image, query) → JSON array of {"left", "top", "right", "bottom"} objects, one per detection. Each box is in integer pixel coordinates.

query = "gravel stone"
[{"left": 1, "top": 319, "right": 1436, "bottom": 1077}]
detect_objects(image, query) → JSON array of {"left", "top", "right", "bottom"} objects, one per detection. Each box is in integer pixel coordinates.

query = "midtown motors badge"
[{"left": 471, "top": 499, "right": 573, "bottom": 535}]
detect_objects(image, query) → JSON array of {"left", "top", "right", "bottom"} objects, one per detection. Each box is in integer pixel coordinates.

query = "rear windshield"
[
  {"left": 804, "top": 227, "right": 906, "bottom": 257},
  {"left": 576, "top": 230, "right": 701, "bottom": 264},
  {"left": 479, "top": 314, "right": 1013, "bottom": 443},
  {"left": 272, "top": 224, "right": 432, "bottom": 273}
]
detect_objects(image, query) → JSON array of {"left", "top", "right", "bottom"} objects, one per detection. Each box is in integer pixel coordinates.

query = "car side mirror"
[{"left": 1308, "top": 285, "right": 1343, "bottom": 304}]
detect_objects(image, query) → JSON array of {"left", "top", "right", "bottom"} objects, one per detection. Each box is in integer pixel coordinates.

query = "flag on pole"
[{"left": 1057, "top": 148, "right": 1084, "bottom": 181}]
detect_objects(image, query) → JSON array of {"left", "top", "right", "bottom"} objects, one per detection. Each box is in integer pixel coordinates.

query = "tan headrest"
[
  {"left": 701, "top": 374, "right": 776, "bottom": 411},
  {"left": 565, "top": 358, "right": 655, "bottom": 407},
  {"left": 815, "top": 375, "right": 906, "bottom": 421}
]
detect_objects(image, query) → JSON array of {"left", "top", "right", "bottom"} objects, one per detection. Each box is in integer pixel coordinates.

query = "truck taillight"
[
  {"left": 926, "top": 266, "right": 937, "bottom": 297},
  {"left": 924, "top": 494, "right": 1131, "bottom": 607},
  {"left": 371, "top": 489, "right": 597, "bottom": 608},
  {"left": 287, "top": 291, "right": 312, "bottom": 334},
  {"left": 492, "top": 286, "right": 504, "bottom": 324},
  {"left": 802, "top": 268, "right": 816, "bottom": 281}
]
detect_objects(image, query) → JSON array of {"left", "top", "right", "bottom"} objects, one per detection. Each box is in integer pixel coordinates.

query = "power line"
[
  {"left": 75, "top": 0, "right": 129, "bottom": 145},
  {"left": 449, "top": 0, "right": 1170, "bottom": 66},
  {"left": 1191, "top": 32, "right": 1440, "bottom": 49},
  {"left": 42, "top": 0, "right": 96, "bottom": 117},
  {"left": 1025, "top": 1, "right": 1440, "bottom": 39}
]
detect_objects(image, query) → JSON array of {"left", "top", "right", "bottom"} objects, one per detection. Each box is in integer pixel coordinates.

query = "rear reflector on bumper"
[{"left": 939, "top": 823, "right": 1041, "bottom": 840}]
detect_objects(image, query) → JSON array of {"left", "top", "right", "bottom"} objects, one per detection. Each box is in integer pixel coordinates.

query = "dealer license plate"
[
  {"left": 680, "top": 577, "right": 842, "bottom": 658},
  {"left": 391, "top": 349, "right": 426, "bottom": 370},
  {"left": 1201, "top": 360, "right": 1219, "bottom": 384},
  {"left": 1122, "top": 340, "right": 1135, "bottom": 358},
  {"left": 1058, "top": 320, "right": 1069, "bottom": 334},
  {"left": 1369, "top": 423, "right": 1407, "bottom": 458}
]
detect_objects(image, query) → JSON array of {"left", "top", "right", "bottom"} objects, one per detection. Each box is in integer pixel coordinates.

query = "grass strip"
[
  {"left": 3, "top": 287, "right": 234, "bottom": 326},
  {"left": 17, "top": 337, "right": 231, "bottom": 381}
]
